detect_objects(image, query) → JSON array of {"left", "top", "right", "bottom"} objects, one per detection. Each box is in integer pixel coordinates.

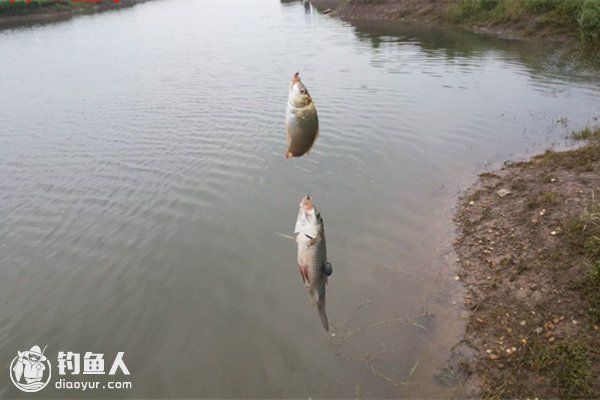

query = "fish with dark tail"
[
  {"left": 294, "top": 195, "right": 332, "bottom": 331},
  {"left": 285, "top": 72, "right": 319, "bottom": 159}
]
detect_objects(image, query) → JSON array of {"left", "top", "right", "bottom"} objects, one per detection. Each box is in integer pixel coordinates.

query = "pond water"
[{"left": 0, "top": 0, "right": 599, "bottom": 398}]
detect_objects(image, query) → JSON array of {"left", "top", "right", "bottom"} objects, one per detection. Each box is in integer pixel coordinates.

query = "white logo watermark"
[
  {"left": 10, "top": 346, "right": 131, "bottom": 393},
  {"left": 10, "top": 345, "right": 52, "bottom": 393}
]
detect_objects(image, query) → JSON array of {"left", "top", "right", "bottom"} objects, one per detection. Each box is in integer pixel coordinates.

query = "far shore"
[
  {"left": 0, "top": 0, "right": 148, "bottom": 29},
  {"left": 310, "top": 0, "right": 599, "bottom": 56}
]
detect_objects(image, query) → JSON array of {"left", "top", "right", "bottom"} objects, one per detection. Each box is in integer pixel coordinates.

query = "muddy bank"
[
  {"left": 310, "top": 0, "right": 582, "bottom": 43},
  {"left": 0, "top": 0, "right": 147, "bottom": 29},
  {"left": 312, "top": 0, "right": 448, "bottom": 23},
  {"left": 454, "top": 129, "right": 600, "bottom": 398}
]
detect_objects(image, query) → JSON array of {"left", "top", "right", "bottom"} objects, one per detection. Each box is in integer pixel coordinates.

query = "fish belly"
[
  {"left": 297, "top": 234, "right": 329, "bottom": 331},
  {"left": 285, "top": 105, "right": 319, "bottom": 157}
]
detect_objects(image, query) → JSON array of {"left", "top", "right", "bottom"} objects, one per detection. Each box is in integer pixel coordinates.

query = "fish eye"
[{"left": 300, "top": 88, "right": 306, "bottom": 94}]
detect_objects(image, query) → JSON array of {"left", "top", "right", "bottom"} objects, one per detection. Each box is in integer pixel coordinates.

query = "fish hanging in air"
[
  {"left": 285, "top": 72, "right": 319, "bottom": 159},
  {"left": 294, "top": 195, "right": 332, "bottom": 331}
]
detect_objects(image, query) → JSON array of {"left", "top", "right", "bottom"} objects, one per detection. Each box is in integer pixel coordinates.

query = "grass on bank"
[
  {"left": 565, "top": 196, "right": 600, "bottom": 324},
  {"left": 0, "top": 0, "right": 118, "bottom": 16},
  {"left": 483, "top": 127, "right": 600, "bottom": 399},
  {"left": 525, "top": 193, "right": 600, "bottom": 398},
  {"left": 522, "top": 127, "right": 600, "bottom": 172},
  {"left": 447, "top": 0, "right": 600, "bottom": 46},
  {"left": 519, "top": 339, "right": 595, "bottom": 398},
  {"left": 546, "top": 127, "right": 600, "bottom": 398},
  {"left": 570, "top": 126, "right": 600, "bottom": 142},
  {"left": 533, "top": 128, "right": 600, "bottom": 317},
  {"left": 536, "top": 126, "right": 600, "bottom": 325}
]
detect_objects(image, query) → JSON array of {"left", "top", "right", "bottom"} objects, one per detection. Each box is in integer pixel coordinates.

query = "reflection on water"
[
  {"left": 0, "top": 0, "right": 599, "bottom": 398},
  {"left": 351, "top": 19, "right": 600, "bottom": 81}
]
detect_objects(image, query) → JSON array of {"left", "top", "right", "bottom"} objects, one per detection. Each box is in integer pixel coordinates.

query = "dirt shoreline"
[
  {"left": 0, "top": 0, "right": 147, "bottom": 29},
  {"left": 310, "top": 0, "right": 577, "bottom": 43},
  {"left": 453, "top": 133, "right": 600, "bottom": 398}
]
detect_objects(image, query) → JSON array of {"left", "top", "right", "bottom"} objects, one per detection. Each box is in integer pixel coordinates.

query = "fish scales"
[
  {"left": 285, "top": 72, "right": 319, "bottom": 159},
  {"left": 294, "top": 195, "right": 331, "bottom": 332}
]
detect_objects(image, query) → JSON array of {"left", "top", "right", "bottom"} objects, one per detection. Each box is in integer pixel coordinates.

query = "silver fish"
[
  {"left": 285, "top": 72, "right": 319, "bottom": 159},
  {"left": 294, "top": 195, "right": 332, "bottom": 331}
]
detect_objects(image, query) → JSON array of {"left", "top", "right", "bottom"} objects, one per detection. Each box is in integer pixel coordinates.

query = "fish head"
[
  {"left": 294, "top": 195, "right": 323, "bottom": 237},
  {"left": 288, "top": 72, "right": 313, "bottom": 108}
]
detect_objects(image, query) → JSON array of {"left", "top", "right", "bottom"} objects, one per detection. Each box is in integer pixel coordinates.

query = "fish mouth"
[
  {"left": 291, "top": 72, "right": 301, "bottom": 84},
  {"left": 303, "top": 195, "right": 314, "bottom": 211},
  {"left": 298, "top": 195, "right": 316, "bottom": 221},
  {"left": 295, "top": 195, "right": 320, "bottom": 236},
  {"left": 288, "top": 73, "right": 312, "bottom": 107}
]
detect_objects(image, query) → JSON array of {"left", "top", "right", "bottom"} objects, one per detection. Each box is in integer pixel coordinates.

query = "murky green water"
[{"left": 1, "top": 1, "right": 599, "bottom": 398}]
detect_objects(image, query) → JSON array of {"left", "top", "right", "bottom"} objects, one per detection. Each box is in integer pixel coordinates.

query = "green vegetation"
[
  {"left": 1, "top": 1, "right": 70, "bottom": 16},
  {"left": 565, "top": 198, "right": 600, "bottom": 324},
  {"left": 471, "top": 127, "right": 600, "bottom": 399},
  {"left": 0, "top": 1, "right": 49, "bottom": 12},
  {"left": 579, "top": 0, "right": 600, "bottom": 42},
  {"left": 446, "top": 0, "right": 600, "bottom": 46},
  {"left": 510, "top": 178, "right": 528, "bottom": 191},
  {"left": 540, "top": 190, "right": 558, "bottom": 204},
  {"left": 525, "top": 191, "right": 559, "bottom": 209},
  {"left": 584, "top": 253, "right": 600, "bottom": 322},
  {"left": 0, "top": 0, "right": 121, "bottom": 16},
  {"left": 521, "top": 340, "right": 594, "bottom": 398},
  {"left": 570, "top": 126, "right": 600, "bottom": 142},
  {"left": 555, "top": 130, "right": 600, "bottom": 393},
  {"left": 526, "top": 140, "right": 600, "bottom": 171}
]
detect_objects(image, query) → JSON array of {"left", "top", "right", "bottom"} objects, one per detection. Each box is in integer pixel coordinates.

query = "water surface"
[{"left": 1, "top": 1, "right": 599, "bottom": 398}]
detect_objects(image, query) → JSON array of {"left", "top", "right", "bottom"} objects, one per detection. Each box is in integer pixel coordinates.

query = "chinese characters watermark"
[{"left": 10, "top": 346, "right": 132, "bottom": 393}]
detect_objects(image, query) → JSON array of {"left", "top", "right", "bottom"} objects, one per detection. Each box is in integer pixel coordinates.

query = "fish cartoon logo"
[{"left": 10, "top": 345, "right": 52, "bottom": 393}]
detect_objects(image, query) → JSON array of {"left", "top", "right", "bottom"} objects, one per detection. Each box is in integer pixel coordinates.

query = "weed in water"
[{"left": 569, "top": 126, "right": 600, "bottom": 142}]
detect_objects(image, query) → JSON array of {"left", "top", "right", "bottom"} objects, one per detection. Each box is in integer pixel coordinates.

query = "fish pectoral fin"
[
  {"left": 299, "top": 265, "right": 310, "bottom": 286},
  {"left": 303, "top": 233, "right": 318, "bottom": 247},
  {"left": 298, "top": 267, "right": 305, "bottom": 284},
  {"left": 276, "top": 232, "right": 296, "bottom": 241}
]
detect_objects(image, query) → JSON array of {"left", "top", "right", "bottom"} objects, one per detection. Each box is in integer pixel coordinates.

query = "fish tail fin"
[
  {"left": 317, "top": 302, "right": 329, "bottom": 332},
  {"left": 313, "top": 286, "right": 328, "bottom": 332}
]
